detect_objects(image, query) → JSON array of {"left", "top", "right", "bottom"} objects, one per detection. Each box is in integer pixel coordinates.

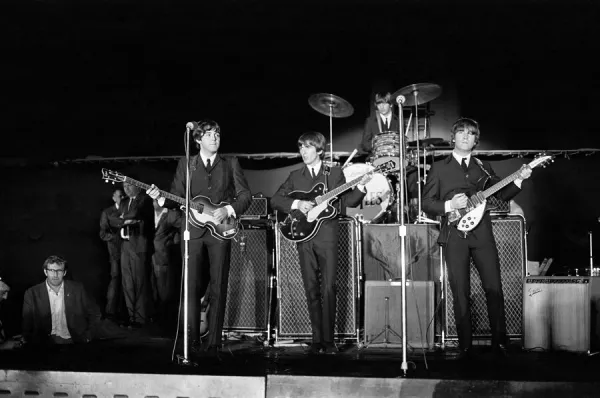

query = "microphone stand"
[
  {"left": 179, "top": 124, "right": 194, "bottom": 365},
  {"left": 396, "top": 95, "right": 409, "bottom": 377}
]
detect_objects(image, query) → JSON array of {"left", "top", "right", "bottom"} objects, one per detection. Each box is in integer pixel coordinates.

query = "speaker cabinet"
[
  {"left": 224, "top": 227, "right": 272, "bottom": 332},
  {"left": 444, "top": 215, "right": 526, "bottom": 338},
  {"left": 364, "top": 281, "right": 435, "bottom": 348},
  {"left": 275, "top": 217, "right": 359, "bottom": 340},
  {"left": 523, "top": 276, "right": 600, "bottom": 352}
]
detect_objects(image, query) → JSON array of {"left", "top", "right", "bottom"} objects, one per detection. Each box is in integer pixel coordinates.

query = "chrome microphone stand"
[
  {"left": 396, "top": 94, "right": 409, "bottom": 377},
  {"left": 179, "top": 123, "right": 194, "bottom": 365}
]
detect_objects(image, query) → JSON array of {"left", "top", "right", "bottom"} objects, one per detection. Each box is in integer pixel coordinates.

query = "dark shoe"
[
  {"left": 323, "top": 343, "right": 338, "bottom": 355},
  {"left": 457, "top": 347, "right": 474, "bottom": 361},
  {"left": 492, "top": 344, "right": 509, "bottom": 360},
  {"left": 128, "top": 321, "right": 143, "bottom": 329},
  {"left": 308, "top": 343, "right": 324, "bottom": 355}
]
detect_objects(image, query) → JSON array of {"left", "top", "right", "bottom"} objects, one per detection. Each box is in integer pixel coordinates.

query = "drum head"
[{"left": 343, "top": 163, "right": 393, "bottom": 223}]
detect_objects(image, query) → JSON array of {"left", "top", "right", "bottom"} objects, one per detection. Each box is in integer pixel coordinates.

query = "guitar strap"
[{"left": 473, "top": 157, "right": 491, "bottom": 178}]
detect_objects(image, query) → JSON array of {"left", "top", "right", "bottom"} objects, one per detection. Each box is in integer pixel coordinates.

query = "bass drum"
[{"left": 343, "top": 163, "right": 393, "bottom": 223}]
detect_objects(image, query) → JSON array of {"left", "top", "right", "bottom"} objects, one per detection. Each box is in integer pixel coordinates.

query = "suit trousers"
[
  {"left": 105, "top": 240, "right": 122, "bottom": 316},
  {"left": 444, "top": 224, "right": 506, "bottom": 348},
  {"left": 121, "top": 241, "right": 149, "bottom": 324},
  {"left": 184, "top": 233, "right": 231, "bottom": 347},
  {"left": 297, "top": 236, "right": 338, "bottom": 344}
]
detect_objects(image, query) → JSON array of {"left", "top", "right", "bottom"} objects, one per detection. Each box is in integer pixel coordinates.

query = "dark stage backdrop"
[{"left": 1, "top": 155, "right": 599, "bottom": 334}]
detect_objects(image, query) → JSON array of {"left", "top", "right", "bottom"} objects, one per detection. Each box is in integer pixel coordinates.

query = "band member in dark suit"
[
  {"left": 151, "top": 199, "right": 182, "bottom": 332},
  {"left": 421, "top": 118, "right": 531, "bottom": 359},
  {"left": 22, "top": 255, "right": 102, "bottom": 345},
  {"left": 108, "top": 182, "right": 154, "bottom": 328},
  {"left": 271, "top": 132, "right": 370, "bottom": 354},
  {"left": 360, "top": 91, "right": 401, "bottom": 154},
  {"left": 147, "top": 119, "right": 251, "bottom": 357},
  {"left": 99, "top": 188, "right": 125, "bottom": 321}
]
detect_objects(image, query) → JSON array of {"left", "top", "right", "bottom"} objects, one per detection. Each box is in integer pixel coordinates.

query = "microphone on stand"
[
  {"left": 186, "top": 121, "right": 198, "bottom": 130},
  {"left": 396, "top": 95, "right": 406, "bottom": 105}
]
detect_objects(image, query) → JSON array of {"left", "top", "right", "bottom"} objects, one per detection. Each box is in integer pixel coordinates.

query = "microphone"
[
  {"left": 186, "top": 121, "right": 198, "bottom": 130},
  {"left": 396, "top": 95, "right": 406, "bottom": 105}
]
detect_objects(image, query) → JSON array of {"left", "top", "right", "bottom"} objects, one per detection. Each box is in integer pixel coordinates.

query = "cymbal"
[
  {"left": 407, "top": 138, "right": 451, "bottom": 148},
  {"left": 308, "top": 93, "right": 354, "bottom": 118},
  {"left": 392, "top": 83, "right": 442, "bottom": 107}
]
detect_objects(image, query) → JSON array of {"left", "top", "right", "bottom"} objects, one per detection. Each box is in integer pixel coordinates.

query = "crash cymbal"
[
  {"left": 392, "top": 83, "right": 442, "bottom": 107},
  {"left": 308, "top": 93, "right": 354, "bottom": 118},
  {"left": 407, "top": 138, "right": 451, "bottom": 148}
]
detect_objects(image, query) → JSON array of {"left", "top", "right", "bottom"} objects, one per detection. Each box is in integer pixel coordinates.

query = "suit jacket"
[
  {"left": 421, "top": 155, "right": 521, "bottom": 244},
  {"left": 108, "top": 193, "right": 154, "bottom": 253},
  {"left": 22, "top": 280, "right": 102, "bottom": 344},
  {"left": 165, "top": 154, "right": 252, "bottom": 239},
  {"left": 153, "top": 209, "right": 182, "bottom": 266},
  {"left": 361, "top": 112, "right": 401, "bottom": 154},
  {"left": 271, "top": 164, "right": 366, "bottom": 242}
]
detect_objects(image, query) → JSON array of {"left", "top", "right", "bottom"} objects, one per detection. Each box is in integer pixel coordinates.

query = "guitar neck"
[
  {"left": 317, "top": 175, "right": 364, "bottom": 204},
  {"left": 481, "top": 170, "right": 521, "bottom": 199},
  {"left": 123, "top": 177, "right": 202, "bottom": 211}
]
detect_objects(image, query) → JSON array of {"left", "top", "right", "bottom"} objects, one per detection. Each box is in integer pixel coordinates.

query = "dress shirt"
[{"left": 46, "top": 282, "right": 71, "bottom": 339}]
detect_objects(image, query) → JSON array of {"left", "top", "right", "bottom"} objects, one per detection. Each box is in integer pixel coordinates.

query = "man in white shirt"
[
  {"left": 421, "top": 118, "right": 532, "bottom": 360},
  {"left": 22, "top": 255, "right": 101, "bottom": 345}
]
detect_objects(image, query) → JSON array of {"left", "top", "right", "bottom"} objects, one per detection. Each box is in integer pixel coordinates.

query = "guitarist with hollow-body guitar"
[
  {"left": 146, "top": 119, "right": 251, "bottom": 358},
  {"left": 421, "top": 118, "right": 533, "bottom": 360},
  {"left": 271, "top": 132, "right": 371, "bottom": 355}
]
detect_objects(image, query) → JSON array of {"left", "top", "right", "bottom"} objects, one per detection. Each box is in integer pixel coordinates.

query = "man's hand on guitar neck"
[{"left": 146, "top": 185, "right": 165, "bottom": 207}]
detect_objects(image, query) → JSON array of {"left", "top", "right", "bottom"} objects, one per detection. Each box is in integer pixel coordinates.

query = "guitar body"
[
  {"left": 185, "top": 195, "right": 239, "bottom": 240},
  {"left": 279, "top": 183, "right": 338, "bottom": 242}
]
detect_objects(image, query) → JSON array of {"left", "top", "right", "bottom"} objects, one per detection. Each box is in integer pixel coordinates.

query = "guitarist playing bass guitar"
[
  {"left": 421, "top": 118, "right": 532, "bottom": 361},
  {"left": 271, "top": 132, "right": 371, "bottom": 355},
  {"left": 146, "top": 119, "right": 251, "bottom": 359}
]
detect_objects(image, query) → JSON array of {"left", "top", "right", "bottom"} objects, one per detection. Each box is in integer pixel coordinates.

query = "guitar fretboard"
[
  {"left": 480, "top": 170, "right": 521, "bottom": 199},
  {"left": 123, "top": 177, "right": 204, "bottom": 213}
]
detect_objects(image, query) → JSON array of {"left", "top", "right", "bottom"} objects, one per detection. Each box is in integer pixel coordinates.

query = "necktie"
[
  {"left": 206, "top": 158, "right": 211, "bottom": 169},
  {"left": 311, "top": 168, "right": 317, "bottom": 178},
  {"left": 461, "top": 158, "right": 469, "bottom": 173},
  {"left": 383, "top": 117, "right": 388, "bottom": 129}
]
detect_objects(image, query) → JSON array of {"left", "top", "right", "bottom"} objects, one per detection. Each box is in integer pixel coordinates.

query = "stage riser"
[
  {"left": 0, "top": 371, "right": 265, "bottom": 398},
  {"left": 444, "top": 215, "right": 526, "bottom": 339}
]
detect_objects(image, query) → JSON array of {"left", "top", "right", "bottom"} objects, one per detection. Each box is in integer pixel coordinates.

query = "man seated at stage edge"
[{"left": 22, "top": 255, "right": 102, "bottom": 346}]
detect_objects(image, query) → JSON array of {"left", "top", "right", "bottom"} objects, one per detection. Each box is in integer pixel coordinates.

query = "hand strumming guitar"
[
  {"left": 212, "top": 207, "right": 229, "bottom": 223},
  {"left": 450, "top": 193, "right": 468, "bottom": 210},
  {"left": 297, "top": 200, "right": 315, "bottom": 214}
]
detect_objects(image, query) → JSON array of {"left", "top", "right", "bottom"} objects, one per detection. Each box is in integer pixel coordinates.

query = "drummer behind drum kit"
[{"left": 307, "top": 83, "right": 447, "bottom": 224}]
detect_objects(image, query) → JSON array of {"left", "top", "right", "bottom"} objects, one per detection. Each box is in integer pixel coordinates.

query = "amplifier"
[
  {"left": 241, "top": 197, "right": 268, "bottom": 219},
  {"left": 523, "top": 276, "right": 600, "bottom": 352}
]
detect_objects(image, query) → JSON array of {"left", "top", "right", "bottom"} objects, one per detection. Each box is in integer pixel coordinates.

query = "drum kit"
[{"left": 308, "top": 83, "right": 447, "bottom": 224}]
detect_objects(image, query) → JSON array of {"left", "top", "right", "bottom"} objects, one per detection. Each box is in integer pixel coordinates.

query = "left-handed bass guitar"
[
  {"left": 446, "top": 153, "right": 553, "bottom": 232},
  {"left": 279, "top": 161, "right": 396, "bottom": 242},
  {"left": 101, "top": 169, "right": 239, "bottom": 240}
]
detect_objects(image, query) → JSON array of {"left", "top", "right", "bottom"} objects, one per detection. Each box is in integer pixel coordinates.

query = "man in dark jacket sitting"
[{"left": 22, "top": 255, "right": 101, "bottom": 345}]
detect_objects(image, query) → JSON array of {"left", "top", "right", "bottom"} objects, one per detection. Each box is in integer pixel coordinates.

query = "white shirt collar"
[
  {"left": 46, "top": 280, "right": 64, "bottom": 295},
  {"left": 452, "top": 151, "right": 472, "bottom": 166},
  {"left": 309, "top": 160, "right": 322, "bottom": 176},
  {"left": 200, "top": 153, "right": 217, "bottom": 167}
]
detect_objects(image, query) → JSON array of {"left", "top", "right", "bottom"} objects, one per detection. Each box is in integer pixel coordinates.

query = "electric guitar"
[
  {"left": 279, "top": 161, "right": 396, "bottom": 242},
  {"left": 446, "top": 153, "right": 553, "bottom": 232},
  {"left": 101, "top": 169, "right": 239, "bottom": 240}
]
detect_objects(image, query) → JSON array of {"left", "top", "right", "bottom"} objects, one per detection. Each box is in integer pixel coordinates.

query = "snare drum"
[
  {"left": 343, "top": 163, "right": 393, "bottom": 223},
  {"left": 372, "top": 131, "right": 400, "bottom": 169}
]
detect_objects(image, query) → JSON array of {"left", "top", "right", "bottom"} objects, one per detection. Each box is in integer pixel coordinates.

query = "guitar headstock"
[
  {"left": 101, "top": 168, "right": 127, "bottom": 184},
  {"left": 530, "top": 153, "right": 554, "bottom": 169},
  {"left": 375, "top": 160, "right": 397, "bottom": 175}
]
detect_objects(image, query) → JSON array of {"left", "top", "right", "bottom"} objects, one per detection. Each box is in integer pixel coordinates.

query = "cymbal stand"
[
  {"left": 395, "top": 94, "right": 409, "bottom": 377},
  {"left": 411, "top": 89, "right": 423, "bottom": 222},
  {"left": 328, "top": 105, "right": 334, "bottom": 167}
]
